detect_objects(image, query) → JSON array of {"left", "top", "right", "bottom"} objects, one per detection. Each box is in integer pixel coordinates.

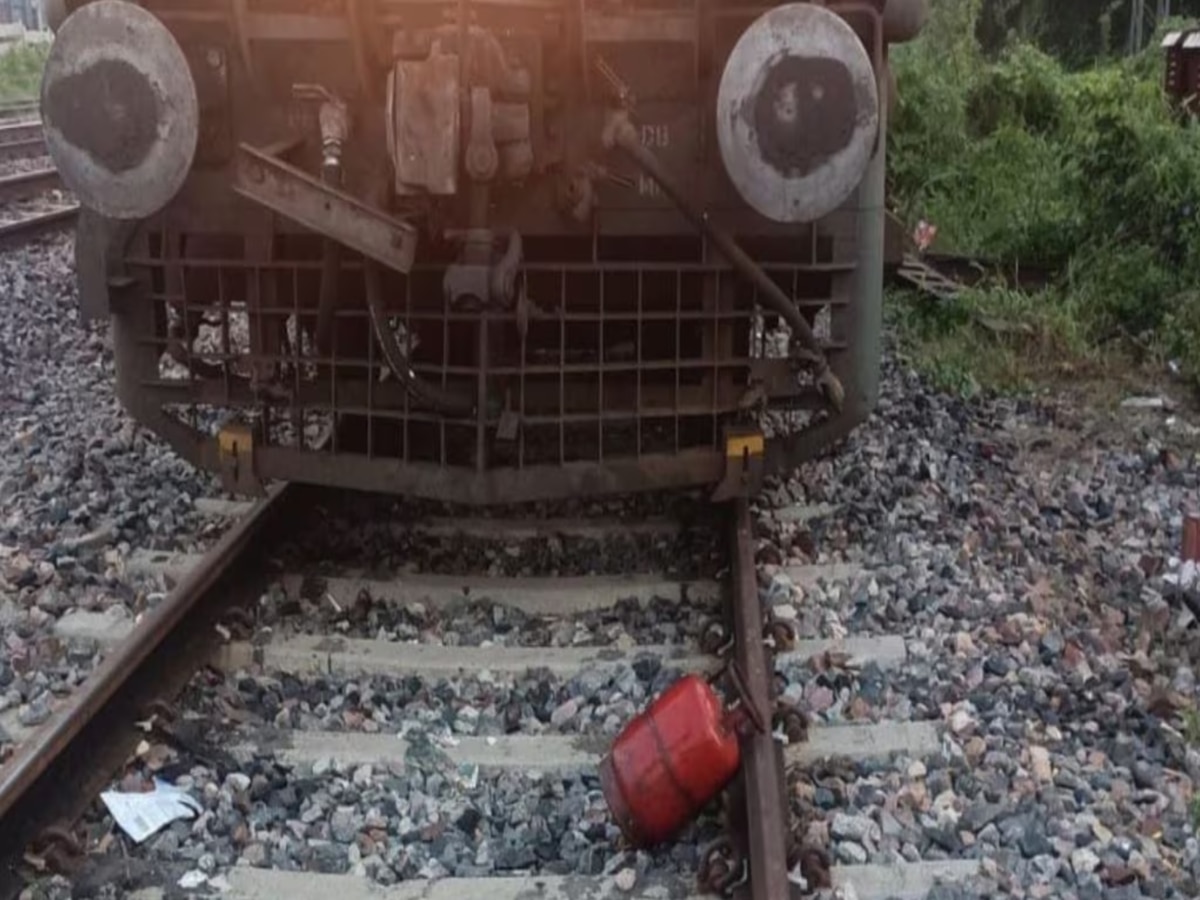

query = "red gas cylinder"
[{"left": 599, "top": 673, "right": 753, "bottom": 847}]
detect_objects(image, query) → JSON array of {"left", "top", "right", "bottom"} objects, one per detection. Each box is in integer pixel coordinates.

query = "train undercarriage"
[{"left": 42, "top": 0, "right": 927, "bottom": 504}]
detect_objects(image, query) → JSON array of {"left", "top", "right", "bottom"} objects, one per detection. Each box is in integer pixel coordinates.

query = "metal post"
[{"left": 1130, "top": 0, "right": 1146, "bottom": 54}]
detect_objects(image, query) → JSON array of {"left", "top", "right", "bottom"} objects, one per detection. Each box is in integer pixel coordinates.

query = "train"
[{"left": 40, "top": 0, "right": 927, "bottom": 505}]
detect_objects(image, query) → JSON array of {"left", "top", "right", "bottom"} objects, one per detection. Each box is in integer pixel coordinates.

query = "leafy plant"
[
  {"left": 888, "top": 0, "right": 1200, "bottom": 394},
  {"left": 0, "top": 42, "right": 47, "bottom": 102}
]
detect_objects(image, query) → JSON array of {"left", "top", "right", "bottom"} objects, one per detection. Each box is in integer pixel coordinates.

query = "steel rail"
[
  {"left": 0, "top": 103, "right": 37, "bottom": 121},
  {"left": 730, "top": 498, "right": 792, "bottom": 900},
  {"left": 0, "top": 483, "right": 301, "bottom": 897},
  {"left": 0, "top": 121, "right": 43, "bottom": 145},
  {"left": 0, "top": 168, "right": 61, "bottom": 205},
  {"left": 0, "top": 137, "right": 45, "bottom": 163},
  {"left": 0, "top": 206, "right": 78, "bottom": 250}
]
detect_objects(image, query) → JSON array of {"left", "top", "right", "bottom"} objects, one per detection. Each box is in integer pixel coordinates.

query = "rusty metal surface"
[
  {"left": 117, "top": 221, "right": 848, "bottom": 502},
  {"left": 389, "top": 46, "right": 461, "bottom": 195},
  {"left": 729, "top": 498, "right": 791, "bottom": 900},
  {"left": 251, "top": 445, "right": 724, "bottom": 505},
  {"left": 0, "top": 484, "right": 300, "bottom": 895},
  {"left": 0, "top": 168, "right": 60, "bottom": 204},
  {"left": 40, "top": 0, "right": 198, "bottom": 220},
  {"left": 233, "top": 143, "right": 418, "bottom": 274}
]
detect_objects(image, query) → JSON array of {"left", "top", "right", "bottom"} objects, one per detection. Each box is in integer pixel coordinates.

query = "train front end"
[{"left": 42, "top": 0, "right": 925, "bottom": 504}]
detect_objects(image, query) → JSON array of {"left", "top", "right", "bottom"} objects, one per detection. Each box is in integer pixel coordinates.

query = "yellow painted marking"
[
  {"left": 726, "top": 434, "right": 764, "bottom": 458},
  {"left": 219, "top": 422, "right": 254, "bottom": 454}
]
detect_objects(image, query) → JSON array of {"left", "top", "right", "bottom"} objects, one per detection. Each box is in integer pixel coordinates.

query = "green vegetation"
[
  {"left": 0, "top": 42, "right": 47, "bottom": 103},
  {"left": 888, "top": 0, "right": 1200, "bottom": 398}
]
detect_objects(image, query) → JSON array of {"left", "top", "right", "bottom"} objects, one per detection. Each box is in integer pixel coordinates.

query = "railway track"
[
  {"left": 0, "top": 167, "right": 61, "bottom": 205},
  {"left": 0, "top": 488, "right": 982, "bottom": 899},
  {"left": 0, "top": 120, "right": 45, "bottom": 160},
  {"left": 0, "top": 100, "right": 39, "bottom": 121},
  {"left": 0, "top": 112, "right": 78, "bottom": 251}
]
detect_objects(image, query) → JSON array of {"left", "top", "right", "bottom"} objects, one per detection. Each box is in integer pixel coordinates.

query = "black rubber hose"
[{"left": 363, "top": 259, "right": 475, "bottom": 416}]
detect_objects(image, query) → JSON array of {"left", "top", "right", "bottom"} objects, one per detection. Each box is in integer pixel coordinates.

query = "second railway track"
[
  {"left": 0, "top": 487, "right": 982, "bottom": 900},
  {"left": 0, "top": 114, "right": 79, "bottom": 250}
]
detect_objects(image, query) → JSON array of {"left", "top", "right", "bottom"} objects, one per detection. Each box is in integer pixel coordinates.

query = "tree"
[{"left": 972, "top": 0, "right": 1200, "bottom": 67}]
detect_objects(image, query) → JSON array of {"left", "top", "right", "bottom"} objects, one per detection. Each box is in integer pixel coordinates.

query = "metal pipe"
[
  {"left": 603, "top": 111, "right": 845, "bottom": 411},
  {"left": 842, "top": 52, "right": 889, "bottom": 425}
]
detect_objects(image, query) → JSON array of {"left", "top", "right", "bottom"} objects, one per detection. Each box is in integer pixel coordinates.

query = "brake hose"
[{"left": 363, "top": 259, "right": 475, "bottom": 416}]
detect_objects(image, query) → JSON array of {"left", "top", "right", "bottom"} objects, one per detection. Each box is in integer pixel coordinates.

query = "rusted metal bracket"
[
  {"left": 232, "top": 143, "right": 418, "bottom": 274},
  {"left": 75, "top": 209, "right": 138, "bottom": 323},
  {"left": 217, "top": 419, "right": 265, "bottom": 497},
  {"left": 712, "top": 426, "right": 765, "bottom": 502}
]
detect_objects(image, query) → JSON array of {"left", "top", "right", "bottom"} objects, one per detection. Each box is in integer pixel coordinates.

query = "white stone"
[
  {"left": 614, "top": 868, "right": 637, "bottom": 892},
  {"left": 177, "top": 871, "right": 207, "bottom": 890},
  {"left": 1029, "top": 746, "right": 1053, "bottom": 782},
  {"left": 1071, "top": 847, "right": 1101, "bottom": 875},
  {"left": 948, "top": 709, "right": 975, "bottom": 734}
]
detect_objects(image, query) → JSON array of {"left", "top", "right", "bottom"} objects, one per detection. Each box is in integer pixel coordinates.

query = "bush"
[
  {"left": 0, "top": 42, "right": 47, "bottom": 102},
  {"left": 890, "top": 282, "right": 1090, "bottom": 398},
  {"left": 966, "top": 43, "right": 1064, "bottom": 137},
  {"left": 888, "top": 0, "right": 1200, "bottom": 391}
]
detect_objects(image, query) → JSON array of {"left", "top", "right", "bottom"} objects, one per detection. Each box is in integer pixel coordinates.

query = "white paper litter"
[
  {"left": 178, "top": 870, "right": 208, "bottom": 889},
  {"left": 100, "top": 778, "right": 203, "bottom": 843},
  {"left": 1121, "top": 395, "right": 1173, "bottom": 410},
  {"left": 1164, "top": 559, "right": 1200, "bottom": 590}
]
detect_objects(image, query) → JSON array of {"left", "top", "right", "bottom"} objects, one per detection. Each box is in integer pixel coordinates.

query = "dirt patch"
[{"left": 1002, "top": 358, "right": 1200, "bottom": 471}]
